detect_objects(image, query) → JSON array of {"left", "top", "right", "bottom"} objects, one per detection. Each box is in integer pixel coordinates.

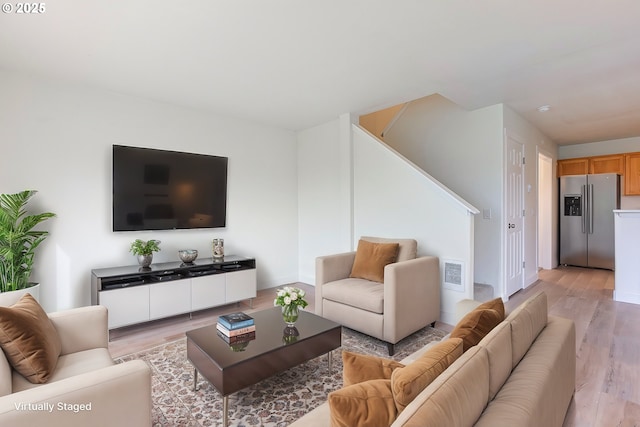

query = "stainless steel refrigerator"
[{"left": 559, "top": 173, "right": 620, "bottom": 269}]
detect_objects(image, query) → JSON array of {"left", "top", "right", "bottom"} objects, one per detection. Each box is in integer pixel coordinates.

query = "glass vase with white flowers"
[{"left": 274, "top": 286, "right": 308, "bottom": 327}]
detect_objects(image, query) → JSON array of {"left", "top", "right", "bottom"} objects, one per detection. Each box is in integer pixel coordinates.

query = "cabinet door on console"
[
  {"left": 191, "top": 274, "right": 226, "bottom": 311},
  {"left": 100, "top": 285, "right": 150, "bottom": 329},
  {"left": 149, "top": 280, "right": 191, "bottom": 320},
  {"left": 226, "top": 269, "right": 257, "bottom": 303}
]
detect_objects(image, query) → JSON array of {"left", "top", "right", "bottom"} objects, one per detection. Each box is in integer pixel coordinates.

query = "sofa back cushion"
[
  {"left": 361, "top": 237, "right": 417, "bottom": 262},
  {"left": 506, "top": 291, "right": 548, "bottom": 368},
  {"left": 477, "top": 321, "right": 512, "bottom": 400},
  {"left": 392, "top": 346, "right": 490, "bottom": 427}
]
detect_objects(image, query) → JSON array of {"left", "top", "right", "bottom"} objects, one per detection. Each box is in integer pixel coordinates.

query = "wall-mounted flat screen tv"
[{"left": 112, "top": 145, "right": 228, "bottom": 231}]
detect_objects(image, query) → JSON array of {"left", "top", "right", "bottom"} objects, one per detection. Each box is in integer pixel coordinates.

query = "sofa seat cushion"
[
  {"left": 391, "top": 338, "right": 464, "bottom": 412},
  {"left": 329, "top": 379, "right": 397, "bottom": 427},
  {"left": 12, "top": 347, "right": 114, "bottom": 393},
  {"left": 322, "top": 279, "right": 384, "bottom": 314},
  {"left": 0, "top": 294, "right": 62, "bottom": 384},
  {"left": 342, "top": 351, "right": 404, "bottom": 387}
]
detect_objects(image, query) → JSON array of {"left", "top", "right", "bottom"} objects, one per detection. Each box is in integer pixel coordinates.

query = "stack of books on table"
[{"left": 216, "top": 312, "right": 256, "bottom": 344}]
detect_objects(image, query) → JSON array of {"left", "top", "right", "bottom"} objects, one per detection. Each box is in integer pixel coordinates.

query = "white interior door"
[{"left": 505, "top": 132, "right": 524, "bottom": 297}]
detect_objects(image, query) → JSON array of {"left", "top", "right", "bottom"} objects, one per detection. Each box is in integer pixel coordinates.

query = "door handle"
[{"left": 508, "top": 223, "right": 515, "bottom": 229}]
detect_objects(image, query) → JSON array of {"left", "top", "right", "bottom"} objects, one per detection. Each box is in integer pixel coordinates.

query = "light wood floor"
[{"left": 107, "top": 267, "right": 640, "bottom": 426}]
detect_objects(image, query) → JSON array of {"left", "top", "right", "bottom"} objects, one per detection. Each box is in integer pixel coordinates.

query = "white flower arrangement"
[{"left": 274, "top": 286, "right": 309, "bottom": 310}]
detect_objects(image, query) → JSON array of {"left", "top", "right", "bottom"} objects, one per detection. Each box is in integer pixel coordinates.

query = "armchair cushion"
[
  {"left": 342, "top": 351, "right": 404, "bottom": 387},
  {"left": 0, "top": 294, "right": 61, "bottom": 384},
  {"left": 12, "top": 348, "right": 114, "bottom": 393},
  {"left": 322, "top": 279, "right": 384, "bottom": 314},
  {"left": 350, "top": 240, "right": 399, "bottom": 283}
]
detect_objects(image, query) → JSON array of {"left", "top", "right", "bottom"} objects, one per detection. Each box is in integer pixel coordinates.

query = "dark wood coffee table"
[{"left": 186, "top": 307, "right": 342, "bottom": 426}]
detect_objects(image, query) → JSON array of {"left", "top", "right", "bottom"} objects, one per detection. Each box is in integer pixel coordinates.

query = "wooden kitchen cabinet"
[
  {"left": 589, "top": 154, "right": 624, "bottom": 175},
  {"left": 558, "top": 158, "right": 589, "bottom": 176},
  {"left": 558, "top": 154, "right": 625, "bottom": 177},
  {"left": 624, "top": 153, "right": 640, "bottom": 195}
]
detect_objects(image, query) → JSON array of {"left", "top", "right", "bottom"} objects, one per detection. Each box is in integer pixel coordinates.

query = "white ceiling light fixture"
[{"left": 537, "top": 105, "right": 551, "bottom": 112}]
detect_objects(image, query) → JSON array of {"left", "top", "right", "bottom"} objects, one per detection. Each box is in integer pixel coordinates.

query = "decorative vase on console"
[
  {"left": 137, "top": 254, "right": 153, "bottom": 268},
  {"left": 212, "top": 238, "right": 224, "bottom": 259}
]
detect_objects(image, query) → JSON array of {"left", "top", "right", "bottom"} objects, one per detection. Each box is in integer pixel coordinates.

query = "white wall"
[
  {"left": 383, "top": 95, "right": 503, "bottom": 294},
  {"left": 297, "top": 116, "right": 353, "bottom": 283},
  {"left": 353, "top": 127, "right": 477, "bottom": 324},
  {"left": 383, "top": 96, "right": 557, "bottom": 299},
  {"left": 0, "top": 71, "right": 299, "bottom": 312},
  {"left": 558, "top": 136, "right": 640, "bottom": 159},
  {"left": 558, "top": 136, "right": 640, "bottom": 209}
]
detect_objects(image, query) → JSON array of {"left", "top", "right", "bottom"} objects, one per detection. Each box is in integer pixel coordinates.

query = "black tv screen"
[{"left": 112, "top": 145, "right": 228, "bottom": 231}]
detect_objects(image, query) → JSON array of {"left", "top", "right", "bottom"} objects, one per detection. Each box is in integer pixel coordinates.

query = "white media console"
[{"left": 91, "top": 255, "right": 256, "bottom": 330}]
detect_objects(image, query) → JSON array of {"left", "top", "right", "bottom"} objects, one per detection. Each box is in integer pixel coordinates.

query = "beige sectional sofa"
[{"left": 291, "top": 291, "right": 576, "bottom": 427}]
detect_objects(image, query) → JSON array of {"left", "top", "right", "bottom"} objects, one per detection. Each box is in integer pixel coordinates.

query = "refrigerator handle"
[
  {"left": 589, "top": 183, "right": 594, "bottom": 234},
  {"left": 582, "top": 185, "right": 586, "bottom": 234}
]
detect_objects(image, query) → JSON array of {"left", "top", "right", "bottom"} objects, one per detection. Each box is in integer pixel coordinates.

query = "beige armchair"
[
  {"left": 0, "top": 291, "right": 151, "bottom": 426},
  {"left": 316, "top": 237, "right": 440, "bottom": 355}
]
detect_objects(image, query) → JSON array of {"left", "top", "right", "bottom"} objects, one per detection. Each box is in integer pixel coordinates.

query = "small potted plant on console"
[{"left": 130, "top": 239, "right": 161, "bottom": 268}]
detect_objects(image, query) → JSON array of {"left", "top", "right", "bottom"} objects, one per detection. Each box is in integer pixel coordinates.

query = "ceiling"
[{"left": 2, "top": 1, "right": 640, "bottom": 145}]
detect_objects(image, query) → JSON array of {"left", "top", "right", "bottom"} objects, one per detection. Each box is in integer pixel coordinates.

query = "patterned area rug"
[{"left": 116, "top": 326, "right": 446, "bottom": 426}]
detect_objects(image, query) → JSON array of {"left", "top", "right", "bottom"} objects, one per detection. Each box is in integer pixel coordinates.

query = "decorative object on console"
[
  {"left": 0, "top": 190, "right": 55, "bottom": 295},
  {"left": 178, "top": 249, "right": 198, "bottom": 264},
  {"left": 129, "top": 239, "right": 161, "bottom": 268},
  {"left": 212, "top": 238, "right": 224, "bottom": 259},
  {"left": 274, "top": 286, "right": 308, "bottom": 327}
]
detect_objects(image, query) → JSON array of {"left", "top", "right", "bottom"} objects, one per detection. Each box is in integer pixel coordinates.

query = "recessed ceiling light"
[{"left": 537, "top": 105, "right": 551, "bottom": 112}]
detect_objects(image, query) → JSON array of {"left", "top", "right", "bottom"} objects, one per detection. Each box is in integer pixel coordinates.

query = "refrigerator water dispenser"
[{"left": 564, "top": 196, "right": 582, "bottom": 216}]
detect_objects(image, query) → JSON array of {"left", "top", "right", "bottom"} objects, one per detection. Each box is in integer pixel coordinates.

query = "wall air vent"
[{"left": 442, "top": 259, "right": 465, "bottom": 292}]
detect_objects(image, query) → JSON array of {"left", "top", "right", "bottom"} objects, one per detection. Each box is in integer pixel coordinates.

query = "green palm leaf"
[{"left": 0, "top": 190, "right": 55, "bottom": 293}]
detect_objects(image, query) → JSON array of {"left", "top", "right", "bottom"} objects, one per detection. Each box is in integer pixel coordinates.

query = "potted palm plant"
[
  {"left": 0, "top": 190, "right": 55, "bottom": 299},
  {"left": 129, "top": 239, "right": 161, "bottom": 268}
]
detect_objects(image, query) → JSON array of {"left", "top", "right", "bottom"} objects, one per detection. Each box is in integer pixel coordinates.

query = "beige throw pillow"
[
  {"left": 350, "top": 240, "right": 399, "bottom": 283},
  {"left": 0, "top": 293, "right": 61, "bottom": 383}
]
